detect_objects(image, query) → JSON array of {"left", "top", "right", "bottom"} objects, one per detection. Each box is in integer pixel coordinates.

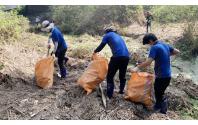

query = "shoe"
[
  {"left": 160, "top": 98, "right": 168, "bottom": 114},
  {"left": 57, "top": 73, "right": 61, "bottom": 78},
  {"left": 153, "top": 103, "right": 161, "bottom": 112},
  {"left": 119, "top": 83, "right": 125, "bottom": 94},
  {"left": 119, "top": 91, "right": 124, "bottom": 94},
  {"left": 65, "top": 57, "right": 69, "bottom": 65}
]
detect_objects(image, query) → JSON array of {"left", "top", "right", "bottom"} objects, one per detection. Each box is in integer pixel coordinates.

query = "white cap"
[
  {"left": 42, "top": 20, "right": 50, "bottom": 28},
  {"left": 41, "top": 20, "right": 54, "bottom": 32}
]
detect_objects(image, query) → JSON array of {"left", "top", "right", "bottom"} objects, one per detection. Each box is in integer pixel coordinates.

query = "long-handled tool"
[
  {"left": 99, "top": 83, "right": 107, "bottom": 108},
  {"left": 47, "top": 48, "right": 50, "bottom": 56}
]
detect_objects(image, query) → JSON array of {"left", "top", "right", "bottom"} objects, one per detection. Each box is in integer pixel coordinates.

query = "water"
[{"left": 172, "top": 57, "right": 198, "bottom": 85}]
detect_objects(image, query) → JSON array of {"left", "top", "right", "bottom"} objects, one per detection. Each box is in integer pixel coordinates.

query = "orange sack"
[
  {"left": 35, "top": 56, "right": 55, "bottom": 89},
  {"left": 77, "top": 53, "right": 108, "bottom": 95},
  {"left": 125, "top": 72, "right": 155, "bottom": 109}
]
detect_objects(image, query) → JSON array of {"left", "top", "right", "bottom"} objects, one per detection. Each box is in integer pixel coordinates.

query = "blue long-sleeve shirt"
[
  {"left": 94, "top": 32, "right": 129, "bottom": 57},
  {"left": 50, "top": 27, "right": 67, "bottom": 53}
]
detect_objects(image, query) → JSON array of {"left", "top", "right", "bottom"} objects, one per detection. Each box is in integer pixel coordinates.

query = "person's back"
[
  {"left": 51, "top": 27, "right": 67, "bottom": 53},
  {"left": 103, "top": 32, "right": 129, "bottom": 57},
  {"left": 149, "top": 41, "right": 172, "bottom": 78},
  {"left": 94, "top": 27, "right": 130, "bottom": 99}
]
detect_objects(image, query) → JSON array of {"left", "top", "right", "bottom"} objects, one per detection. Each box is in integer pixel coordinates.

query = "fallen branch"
[{"left": 99, "top": 84, "right": 107, "bottom": 108}]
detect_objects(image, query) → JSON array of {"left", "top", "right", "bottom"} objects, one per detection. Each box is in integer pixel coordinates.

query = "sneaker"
[
  {"left": 160, "top": 98, "right": 168, "bottom": 114},
  {"left": 57, "top": 73, "right": 61, "bottom": 78}
]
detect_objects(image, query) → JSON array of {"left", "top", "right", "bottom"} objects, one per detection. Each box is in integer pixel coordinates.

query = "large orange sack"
[
  {"left": 77, "top": 53, "right": 108, "bottom": 95},
  {"left": 125, "top": 72, "right": 155, "bottom": 109},
  {"left": 35, "top": 56, "right": 55, "bottom": 89}
]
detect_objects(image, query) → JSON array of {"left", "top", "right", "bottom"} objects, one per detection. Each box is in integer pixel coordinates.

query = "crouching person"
[
  {"left": 94, "top": 26, "right": 130, "bottom": 99},
  {"left": 41, "top": 20, "right": 68, "bottom": 78},
  {"left": 130, "top": 33, "right": 180, "bottom": 114}
]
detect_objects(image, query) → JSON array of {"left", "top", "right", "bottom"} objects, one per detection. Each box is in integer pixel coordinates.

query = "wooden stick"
[{"left": 99, "top": 84, "right": 107, "bottom": 108}]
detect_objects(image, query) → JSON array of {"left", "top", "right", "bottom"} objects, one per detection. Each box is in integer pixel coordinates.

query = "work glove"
[
  {"left": 47, "top": 44, "right": 51, "bottom": 49},
  {"left": 128, "top": 67, "right": 140, "bottom": 73}
]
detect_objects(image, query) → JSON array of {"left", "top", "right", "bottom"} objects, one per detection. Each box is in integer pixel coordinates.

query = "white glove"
[{"left": 130, "top": 67, "right": 140, "bottom": 73}]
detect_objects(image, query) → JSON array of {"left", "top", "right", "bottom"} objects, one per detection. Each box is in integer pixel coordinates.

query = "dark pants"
[
  {"left": 154, "top": 77, "right": 171, "bottom": 105},
  {"left": 106, "top": 56, "right": 129, "bottom": 98},
  {"left": 146, "top": 22, "right": 151, "bottom": 33},
  {"left": 56, "top": 48, "right": 67, "bottom": 78}
]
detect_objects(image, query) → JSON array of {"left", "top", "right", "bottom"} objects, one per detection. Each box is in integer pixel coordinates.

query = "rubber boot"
[
  {"left": 119, "top": 83, "right": 125, "bottom": 94},
  {"left": 60, "top": 68, "right": 67, "bottom": 78},
  {"left": 65, "top": 57, "right": 69, "bottom": 65},
  {"left": 153, "top": 103, "right": 161, "bottom": 111},
  {"left": 107, "top": 83, "right": 114, "bottom": 99},
  {"left": 160, "top": 98, "right": 168, "bottom": 114}
]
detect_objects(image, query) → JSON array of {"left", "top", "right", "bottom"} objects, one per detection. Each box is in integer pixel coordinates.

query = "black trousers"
[
  {"left": 55, "top": 48, "right": 67, "bottom": 78},
  {"left": 154, "top": 77, "right": 171, "bottom": 105},
  {"left": 106, "top": 56, "right": 129, "bottom": 98},
  {"left": 146, "top": 22, "right": 151, "bottom": 33}
]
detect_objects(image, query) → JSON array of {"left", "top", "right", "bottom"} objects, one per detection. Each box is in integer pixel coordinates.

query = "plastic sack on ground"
[
  {"left": 35, "top": 56, "right": 55, "bottom": 89},
  {"left": 125, "top": 72, "right": 155, "bottom": 109},
  {"left": 77, "top": 53, "right": 108, "bottom": 95}
]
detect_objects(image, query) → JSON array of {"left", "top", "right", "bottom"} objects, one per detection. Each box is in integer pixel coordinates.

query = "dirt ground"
[{"left": 0, "top": 25, "right": 197, "bottom": 120}]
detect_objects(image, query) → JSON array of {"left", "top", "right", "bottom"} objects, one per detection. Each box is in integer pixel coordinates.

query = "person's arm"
[
  {"left": 168, "top": 44, "right": 180, "bottom": 56},
  {"left": 130, "top": 58, "right": 153, "bottom": 72},
  {"left": 94, "top": 42, "right": 106, "bottom": 53},
  {"left": 94, "top": 35, "right": 108, "bottom": 53},
  {"left": 130, "top": 46, "right": 156, "bottom": 72},
  {"left": 53, "top": 42, "right": 58, "bottom": 54},
  {"left": 51, "top": 32, "right": 59, "bottom": 54},
  {"left": 137, "top": 58, "right": 153, "bottom": 69},
  {"left": 47, "top": 36, "right": 52, "bottom": 49},
  {"left": 171, "top": 48, "right": 180, "bottom": 56}
]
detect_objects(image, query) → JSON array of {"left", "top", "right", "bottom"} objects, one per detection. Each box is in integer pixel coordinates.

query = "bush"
[
  {"left": 0, "top": 11, "right": 29, "bottom": 42},
  {"left": 175, "top": 23, "right": 198, "bottom": 60},
  {"left": 150, "top": 6, "right": 198, "bottom": 23},
  {"left": 0, "top": 10, "right": 29, "bottom": 43},
  {"left": 50, "top": 6, "right": 144, "bottom": 35}
]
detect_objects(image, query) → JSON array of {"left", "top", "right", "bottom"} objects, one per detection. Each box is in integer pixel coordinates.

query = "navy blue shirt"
[
  {"left": 149, "top": 41, "right": 174, "bottom": 78},
  {"left": 95, "top": 32, "right": 129, "bottom": 57},
  {"left": 50, "top": 27, "right": 67, "bottom": 53}
]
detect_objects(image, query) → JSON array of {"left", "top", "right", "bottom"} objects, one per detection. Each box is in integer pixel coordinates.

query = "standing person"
[
  {"left": 35, "top": 16, "right": 41, "bottom": 26},
  {"left": 94, "top": 26, "right": 130, "bottom": 99},
  {"left": 145, "top": 11, "right": 153, "bottom": 33},
  {"left": 130, "top": 33, "right": 180, "bottom": 114},
  {"left": 41, "top": 20, "right": 68, "bottom": 78}
]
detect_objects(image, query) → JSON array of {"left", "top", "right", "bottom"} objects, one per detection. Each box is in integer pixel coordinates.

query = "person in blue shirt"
[
  {"left": 94, "top": 26, "right": 130, "bottom": 99},
  {"left": 130, "top": 33, "right": 180, "bottom": 114},
  {"left": 41, "top": 20, "right": 68, "bottom": 78}
]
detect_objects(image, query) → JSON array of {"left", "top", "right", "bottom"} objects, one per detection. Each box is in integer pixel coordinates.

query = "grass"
[
  {"left": 180, "top": 98, "right": 198, "bottom": 119},
  {"left": 0, "top": 62, "right": 4, "bottom": 70},
  {"left": 65, "top": 34, "right": 112, "bottom": 59}
]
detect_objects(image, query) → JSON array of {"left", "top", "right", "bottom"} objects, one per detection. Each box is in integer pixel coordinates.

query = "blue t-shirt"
[
  {"left": 148, "top": 41, "right": 174, "bottom": 78},
  {"left": 50, "top": 27, "right": 67, "bottom": 53},
  {"left": 102, "top": 32, "right": 129, "bottom": 57}
]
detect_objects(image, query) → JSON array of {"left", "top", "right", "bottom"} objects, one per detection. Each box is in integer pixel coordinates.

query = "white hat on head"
[
  {"left": 41, "top": 20, "right": 54, "bottom": 32},
  {"left": 42, "top": 20, "right": 50, "bottom": 28}
]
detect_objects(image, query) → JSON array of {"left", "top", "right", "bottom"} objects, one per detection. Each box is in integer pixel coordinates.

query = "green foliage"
[
  {"left": 175, "top": 23, "right": 198, "bottom": 60},
  {"left": 50, "top": 5, "right": 144, "bottom": 35},
  {"left": 181, "top": 98, "right": 198, "bottom": 119},
  {"left": 14, "top": 6, "right": 27, "bottom": 15},
  {"left": 0, "top": 10, "right": 29, "bottom": 43},
  {"left": 150, "top": 6, "right": 198, "bottom": 23},
  {"left": 0, "top": 62, "right": 4, "bottom": 70}
]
